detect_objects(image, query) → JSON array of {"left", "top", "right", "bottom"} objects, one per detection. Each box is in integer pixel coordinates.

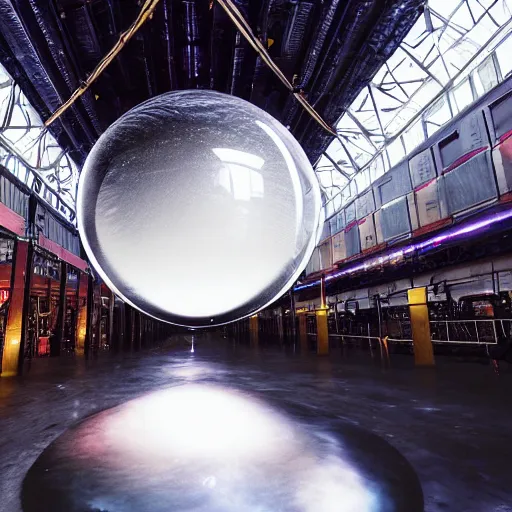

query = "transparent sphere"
[{"left": 77, "top": 90, "right": 321, "bottom": 327}]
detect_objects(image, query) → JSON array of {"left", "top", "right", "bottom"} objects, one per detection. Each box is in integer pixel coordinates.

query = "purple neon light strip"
[{"left": 295, "top": 208, "right": 512, "bottom": 291}]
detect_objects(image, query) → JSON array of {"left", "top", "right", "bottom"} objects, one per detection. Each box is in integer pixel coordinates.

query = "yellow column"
[
  {"left": 249, "top": 314, "right": 259, "bottom": 346},
  {"left": 408, "top": 287, "right": 434, "bottom": 366},
  {"left": 1, "top": 241, "right": 30, "bottom": 377},
  {"left": 75, "top": 272, "right": 89, "bottom": 356},
  {"left": 315, "top": 307, "right": 329, "bottom": 355},
  {"left": 298, "top": 311, "right": 308, "bottom": 351},
  {"left": 315, "top": 274, "right": 329, "bottom": 355}
]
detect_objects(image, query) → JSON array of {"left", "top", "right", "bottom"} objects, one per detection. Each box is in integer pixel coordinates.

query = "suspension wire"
[
  {"left": 45, "top": 0, "right": 336, "bottom": 139},
  {"left": 216, "top": 0, "right": 337, "bottom": 136},
  {"left": 45, "top": 0, "right": 162, "bottom": 127}
]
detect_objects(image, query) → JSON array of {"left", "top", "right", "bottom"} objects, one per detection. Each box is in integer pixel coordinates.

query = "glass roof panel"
[
  {"left": 317, "top": 0, "right": 512, "bottom": 218},
  {"left": 0, "top": 62, "right": 77, "bottom": 221}
]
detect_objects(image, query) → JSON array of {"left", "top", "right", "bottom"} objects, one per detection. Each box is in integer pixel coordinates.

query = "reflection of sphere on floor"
[
  {"left": 77, "top": 90, "right": 321, "bottom": 327},
  {"left": 22, "top": 384, "right": 424, "bottom": 512}
]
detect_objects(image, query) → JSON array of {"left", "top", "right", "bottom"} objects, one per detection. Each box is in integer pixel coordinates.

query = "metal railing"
[
  {"left": 307, "top": 316, "right": 507, "bottom": 346},
  {"left": 430, "top": 319, "right": 498, "bottom": 345}
]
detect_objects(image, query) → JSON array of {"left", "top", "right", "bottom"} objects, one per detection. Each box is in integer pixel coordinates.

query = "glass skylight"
[
  {"left": 318, "top": 0, "right": 512, "bottom": 218},
  {"left": 0, "top": 63, "right": 77, "bottom": 221}
]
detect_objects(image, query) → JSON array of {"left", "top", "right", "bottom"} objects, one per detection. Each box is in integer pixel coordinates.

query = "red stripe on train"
[{"left": 442, "top": 146, "right": 487, "bottom": 174}]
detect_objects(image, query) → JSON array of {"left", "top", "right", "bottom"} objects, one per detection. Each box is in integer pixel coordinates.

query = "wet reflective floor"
[{"left": 1, "top": 333, "right": 512, "bottom": 512}]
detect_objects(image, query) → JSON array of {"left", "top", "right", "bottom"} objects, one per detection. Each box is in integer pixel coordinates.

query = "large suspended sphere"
[{"left": 77, "top": 90, "right": 322, "bottom": 327}]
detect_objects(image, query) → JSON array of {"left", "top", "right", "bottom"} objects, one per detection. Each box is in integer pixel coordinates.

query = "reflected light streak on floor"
[
  {"left": 84, "top": 385, "right": 377, "bottom": 512},
  {"left": 26, "top": 384, "right": 383, "bottom": 512}
]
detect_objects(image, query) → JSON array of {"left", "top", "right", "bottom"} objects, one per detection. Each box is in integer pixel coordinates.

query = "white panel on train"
[
  {"left": 318, "top": 239, "right": 333, "bottom": 270},
  {"left": 355, "top": 189, "right": 376, "bottom": 220},
  {"left": 440, "top": 150, "right": 497, "bottom": 216},
  {"left": 434, "top": 111, "right": 497, "bottom": 215},
  {"left": 374, "top": 160, "right": 412, "bottom": 209},
  {"left": 344, "top": 201, "right": 356, "bottom": 225},
  {"left": 415, "top": 178, "right": 442, "bottom": 227},
  {"left": 380, "top": 196, "right": 411, "bottom": 241},
  {"left": 305, "top": 247, "right": 321, "bottom": 275},
  {"left": 331, "top": 231, "right": 346, "bottom": 263},
  {"left": 328, "top": 215, "right": 338, "bottom": 237},
  {"left": 358, "top": 215, "right": 377, "bottom": 251},
  {"left": 344, "top": 221, "right": 361, "bottom": 257},
  {"left": 318, "top": 220, "right": 332, "bottom": 243},
  {"left": 409, "top": 148, "right": 437, "bottom": 189},
  {"left": 434, "top": 112, "right": 489, "bottom": 170},
  {"left": 336, "top": 210, "right": 345, "bottom": 233}
]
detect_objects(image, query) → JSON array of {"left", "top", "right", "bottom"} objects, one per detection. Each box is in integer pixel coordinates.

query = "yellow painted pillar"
[
  {"left": 315, "top": 307, "right": 329, "bottom": 355},
  {"left": 1, "top": 241, "right": 30, "bottom": 377},
  {"left": 315, "top": 274, "right": 329, "bottom": 355},
  {"left": 298, "top": 311, "right": 308, "bottom": 351},
  {"left": 75, "top": 272, "right": 89, "bottom": 356},
  {"left": 249, "top": 314, "right": 259, "bottom": 346},
  {"left": 408, "top": 287, "right": 434, "bottom": 366}
]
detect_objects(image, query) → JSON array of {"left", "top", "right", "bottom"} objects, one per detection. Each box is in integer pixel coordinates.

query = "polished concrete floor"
[{"left": 1, "top": 333, "right": 512, "bottom": 511}]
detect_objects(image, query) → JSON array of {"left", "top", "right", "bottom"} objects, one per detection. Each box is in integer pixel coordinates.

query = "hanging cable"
[
  {"left": 45, "top": 0, "right": 162, "bottom": 127},
  {"left": 45, "top": 0, "right": 336, "bottom": 138},
  {"left": 216, "top": 0, "right": 337, "bottom": 136}
]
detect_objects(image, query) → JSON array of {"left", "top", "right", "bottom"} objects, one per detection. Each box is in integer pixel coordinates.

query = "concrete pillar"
[
  {"left": 249, "top": 314, "right": 259, "bottom": 346},
  {"left": 315, "top": 307, "right": 329, "bottom": 356},
  {"left": 75, "top": 272, "right": 89, "bottom": 355},
  {"left": 298, "top": 311, "right": 308, "bottom": 351},
  {"left": 1, "top": 241, "right": 31, "bottom": 377},
  {"left": 408, "top": 287, "right": 434, "bottom": 366}
]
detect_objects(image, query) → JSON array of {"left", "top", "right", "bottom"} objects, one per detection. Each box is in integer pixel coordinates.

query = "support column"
[
  {"left": 408, "top": 287, "right": 434, "bottom": 366},
  {"left": 316, "top": 274, "right": 329, "bottom": 356},
  {"left": 108, "top": 291, "right": 114, "bottom": 351},
  {"left": 298, "top": 311, "right": 308, "bottom": 351},
  {"left": 249, "top": 314, "right": 259, "bottom": 346},
  {"left": 75, "top": 272, "right": 89, "bottom": 356},
  {"left": 289, "top": 290, "right": 297, "bottom": 343},
  {"left": 315, "top": 307, "right": 329, "bottom": 355},
  {"left": 1, "top": 241, "right": 31, "bottom": 377},
  {"left": 277, "top": 307, "right": 284, "bottom": 342},
  {"left": 84, "top": 274, "right": 94, "bottom": 358},
  {"left": 134, "top": 311, "right": 141, "bottom": 351},
  {"left": 117, "top": 300, "right": 126, "bottom": 351},
  {"left": 51, "top": 262, "right": 67, "bottom": 357},
  {"left": 124, "top": 305, "right": 135, "bottom": 351}
]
